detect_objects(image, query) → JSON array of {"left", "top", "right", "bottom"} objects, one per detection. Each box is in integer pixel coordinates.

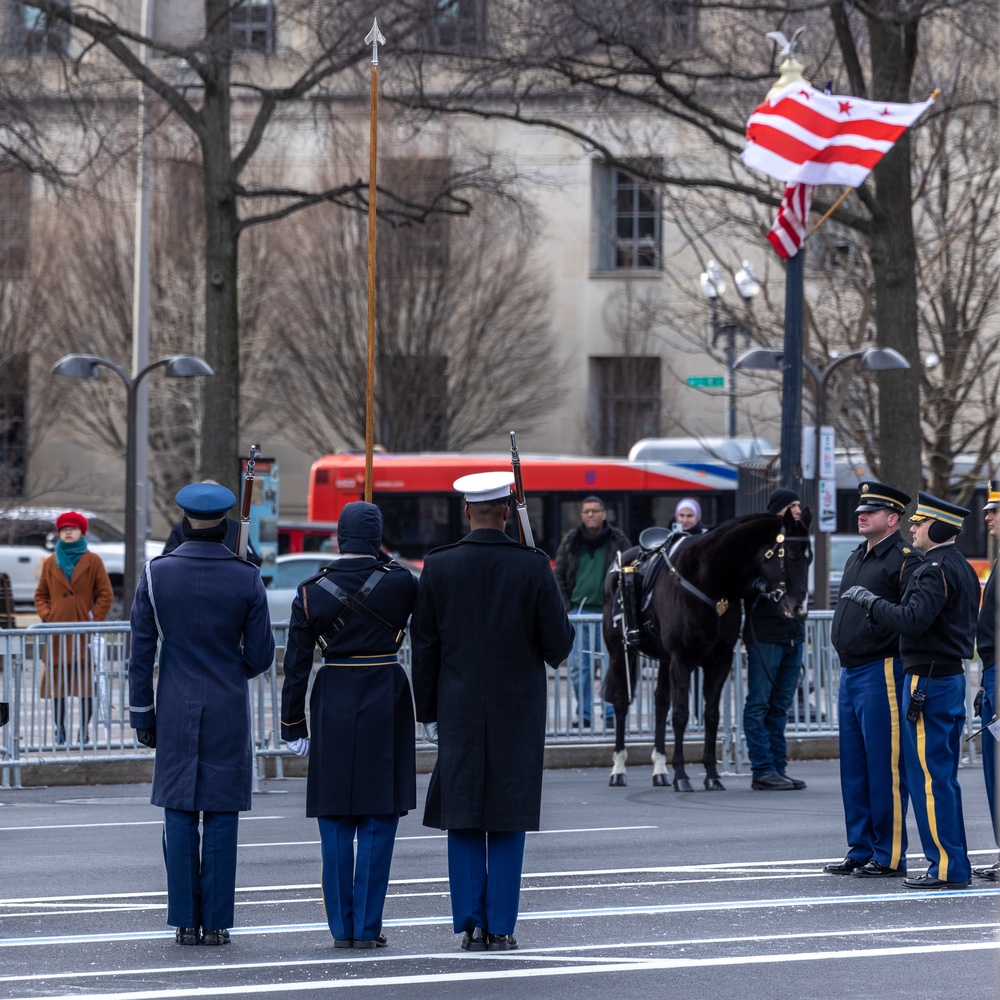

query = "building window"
[
  {"left": 0, "top": 167, "right": 30, "bottom": 279},
  {"left": 230, "top": 0, "right": 275, "bottom": 55},
  {"left": 589, "top": 356, "right": 661, "bottom": 455},
  {"left": 380, "top": 158, "right": 452, "bottom": 272},
  {"left": 0, "top": 353, "right": 29, "bottom": 498},
  {"left": 8, "top": 2, "right": 70, "bottom": 58},
  {"left": 423, "top": 0, "right": 487, "bottom": 52},
  {"left": 593, "top": 161, "right": 662, "bottom": 272}
]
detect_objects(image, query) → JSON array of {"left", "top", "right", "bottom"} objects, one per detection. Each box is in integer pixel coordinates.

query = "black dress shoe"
[
  {"left": 824, "top": 856, "right": 867, "bottom": 875},
  {"left": 779, "top": 771, "right": 807, "bottom": 790},
  {"left": 353, "top": 934, "right": 388, "bottom": 949},
  {"left": 200, "top": 929, "right": 231, "bottom": 945},
  {"left": 903, "top": 874, "right": 970, "bottom": 889},
  {"left": 751, "top": 772, "right": 795, "bottom": 790},
  {"left": 486, "top": 933, "right": 518, "bottom": 951},
  {"left": 333, "top": 939, "right": 353, "bottom": 949},
  {"left": 853, "top": 860, "right": 906, "bottom": 878},
  {"left": 174, "top": 927, "right": 199, "bottom": 946},
  {"left": 973, "top": 865, "right": 1000, "bottom": 881},
  {"left": 460, "top": 927, "right": 487, "bottom": 951}
]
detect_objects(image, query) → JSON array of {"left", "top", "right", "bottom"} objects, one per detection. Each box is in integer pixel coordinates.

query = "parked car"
[
  {"left": 265, "top": 553, "right": 332, "bottom": 624},
  {"left": 827, "top": 533, "right": 862, "bottom": 607},
  {"left": 0, "top": 507, "right": 164, "bottom": 611}
]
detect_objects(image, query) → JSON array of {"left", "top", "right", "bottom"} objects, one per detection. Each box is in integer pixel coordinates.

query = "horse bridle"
[{"left": 762, "top": 532, "right": 812, "bottom": 606}]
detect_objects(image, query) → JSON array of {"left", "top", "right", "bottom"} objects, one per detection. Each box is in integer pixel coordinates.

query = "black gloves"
[
  {"left": 841, "top": 585, "right": 879, "bottom": 612},
  {"left": 136, "top": 727, "right": 156, "bottom": 749},
  {"left": 974, "top": 689, "right": 984, "bottom": 718}
]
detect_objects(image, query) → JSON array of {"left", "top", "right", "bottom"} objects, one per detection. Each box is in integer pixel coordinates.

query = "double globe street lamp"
[
  {"left": 52, "top": 353, "right": 214, "bottom": 615},
  {"left": 734, "top": 345, "right": 910, "bottom": 608},
  {"left": 699, "top": 259, "right": 761, "bottom": 438}
]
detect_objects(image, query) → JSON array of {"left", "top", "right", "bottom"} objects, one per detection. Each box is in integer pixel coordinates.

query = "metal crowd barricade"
[{"left": 1, "top": 615, "right": 985, "bottom": 788}]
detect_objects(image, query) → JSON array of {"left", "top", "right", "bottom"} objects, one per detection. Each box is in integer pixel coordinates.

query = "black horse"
[{"left": 601, "top": 510, "right": 812, "bottom": 790}]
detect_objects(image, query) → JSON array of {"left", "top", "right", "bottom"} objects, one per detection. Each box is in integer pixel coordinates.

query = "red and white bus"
[{"left": 308, "top": 452, "right": 738, "bottom": 559}]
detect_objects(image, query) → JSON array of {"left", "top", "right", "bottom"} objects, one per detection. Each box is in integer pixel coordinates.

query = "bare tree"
[{"left": 264, "top": 187, "right": 565, "bottom": 454}]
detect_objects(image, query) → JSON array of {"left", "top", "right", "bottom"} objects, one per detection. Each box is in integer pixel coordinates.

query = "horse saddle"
[{"left": 619, "top": 531, "right": 684, "bottom": 653}]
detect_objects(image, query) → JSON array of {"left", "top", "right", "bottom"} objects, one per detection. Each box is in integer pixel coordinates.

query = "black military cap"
[
  {"left": 855, "top": 482, "right": 910, "bottom": 515},
  {"left": 984, "top": 481, "right": 1000, "bottom": 512},
  {"left": 909, "top": 491, "right": 970, "bottom": 528}
]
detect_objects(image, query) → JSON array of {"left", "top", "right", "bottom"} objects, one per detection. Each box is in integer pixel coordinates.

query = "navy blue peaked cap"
[{"left": 175, "top": 482, "right": 236, "bottom": 518}]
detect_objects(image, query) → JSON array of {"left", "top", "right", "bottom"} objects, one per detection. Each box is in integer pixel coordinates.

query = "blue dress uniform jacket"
[
  {"left": 867, "top": 541, "right": 980, "bottom": 672},
  {"left": 280, "top": 553, "right": 418, "bottom": 818},
  {"left": 128, "top": 542, "right": 275, "bottom": 813},
  {"left": 410, "top": 529, "right": 575, "bottom": 832},
  {"left": 832, "top": 531, "right": 922, "bottom": 668}
]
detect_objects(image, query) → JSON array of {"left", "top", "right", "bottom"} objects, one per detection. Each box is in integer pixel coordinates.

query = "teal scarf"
[{"left": 55, "top": 537, "right": 88, "bottom": 582}]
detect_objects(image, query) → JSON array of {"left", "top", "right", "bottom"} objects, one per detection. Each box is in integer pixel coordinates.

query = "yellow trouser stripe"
[
  {"left": 911, "top": 674, "right": 948, "bottom": 881},
  {"left": 884, "top": 658, "right": 904, "bottom": 869}
]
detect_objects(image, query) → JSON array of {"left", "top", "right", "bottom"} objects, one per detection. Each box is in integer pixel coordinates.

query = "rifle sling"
[{"left": 315, "top": 568, "right": 404, "bottom": 650}]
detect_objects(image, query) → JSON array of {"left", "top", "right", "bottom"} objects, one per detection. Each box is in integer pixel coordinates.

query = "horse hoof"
[
  {"left": 673, "top": 778, "right": 693, "bottom": 793},
  {"left": 609, "top": 774, "right": 627, "bottom": 787},
  {"left": 704, "top": 778, "right": 726, "bottom": 791},
  {"left": 652, "top": 773, "right": 668, "bottom": 787}
]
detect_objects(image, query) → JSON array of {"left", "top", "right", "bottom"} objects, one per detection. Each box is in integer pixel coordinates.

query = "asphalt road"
[{"left": 1, "top": 760, "right": 998, "bottom": 1000}]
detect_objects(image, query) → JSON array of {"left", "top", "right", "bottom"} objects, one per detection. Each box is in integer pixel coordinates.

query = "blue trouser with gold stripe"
[
  {"left": 837, "top": 658, "right": 908, "bottom": 868},
  {"left": 319, "top": 814, "right": 399, "bottom": 943},
  {"left": 901, "top": 673, "right": 971, "bottom": 883},
  {"left": 447, "top": 829, "right": 526, "bottom": 936},
  {"left": 982, "top": 664, "right": 998, "bottom": 846}
]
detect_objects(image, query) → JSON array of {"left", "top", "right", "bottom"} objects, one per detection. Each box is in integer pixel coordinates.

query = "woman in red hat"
[{"left": 34, "top": 511, "right": 114, "bottom": 746}]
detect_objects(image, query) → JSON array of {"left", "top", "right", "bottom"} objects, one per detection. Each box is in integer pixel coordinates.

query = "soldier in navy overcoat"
[
  {"left": 410, "top": 472, "right": 574, "bottom": 952},
  {"left": 280, "top": 501, "right": 417, "bottom": 948},
  {"left": 129, "top": 483, "right": 275, "bottom": 946}
]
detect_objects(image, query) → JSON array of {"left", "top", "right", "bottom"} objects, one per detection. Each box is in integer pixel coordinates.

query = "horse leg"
[
  {"left": 651, "top": 658, "right": 670, "bottom": 787},
  {"left": 607, "top": 645, "right": 632, "bottom": 787},
  {"left": 670, "top": 660, "right": 693, "bottom": 792},
  {"left": 700, "top": 658, "right": 729, "bottom": 791}
]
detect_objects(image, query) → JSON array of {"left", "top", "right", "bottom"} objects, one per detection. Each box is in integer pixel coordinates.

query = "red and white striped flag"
[
  {"left": 767, "top": 183, "right": 813, "bottom": 259},
  {"left": 742, "top": 82, "right": 933, "bottom": 187}
]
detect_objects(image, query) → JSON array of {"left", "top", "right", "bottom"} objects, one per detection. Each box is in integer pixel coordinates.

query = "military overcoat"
[
  {"left": 410, "top": 529, "right": 575, "bottom": 832},
  {"left": 280, "top": 552, "right": 418, "bottom": 818},
  {"left": 128, "top": 541, "right": 275, "bottom": 813}
]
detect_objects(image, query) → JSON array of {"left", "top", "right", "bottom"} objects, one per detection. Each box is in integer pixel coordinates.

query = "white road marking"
[{"left": 0, "top": 816, "right": 282, "bottom": 832}]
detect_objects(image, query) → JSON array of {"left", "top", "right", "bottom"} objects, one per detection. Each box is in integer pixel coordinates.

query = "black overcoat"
[
  {"left": 410, "top": 529, "right": 575, "bottom": 832},
  {"left": 280, "top": 553, "right": 418, "bottom": 818},
  {"left": 128, "top": 541, "right": 275, "bottom": 813}
]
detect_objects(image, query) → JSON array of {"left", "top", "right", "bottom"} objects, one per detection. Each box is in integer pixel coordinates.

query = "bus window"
[{"left": 379, "top": 495, "right": 454, "bottom": 557}]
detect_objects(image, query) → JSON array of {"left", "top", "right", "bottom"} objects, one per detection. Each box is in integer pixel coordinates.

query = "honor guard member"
[
  {"left": 410, "top": 472, "right": 574, "bottom": 952},
  {"left": 827, "top": 483, "right": 922, "bottom": 878},
  {"left": 280, "top": 501, "right": 417, "bottom": 948},
  {"left": 973, "top": 483, "right": 999, "bottom": 881},
  {"left": 128, "top": 483, "right": 275, "bottom": 946},
  {"left": 842, "top": 491, "right": 980, "bottom": 888}
]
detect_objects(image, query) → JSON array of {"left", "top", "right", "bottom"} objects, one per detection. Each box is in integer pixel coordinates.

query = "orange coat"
[{"left": 34, "top": 551, "right": 114, "bottom": 698}]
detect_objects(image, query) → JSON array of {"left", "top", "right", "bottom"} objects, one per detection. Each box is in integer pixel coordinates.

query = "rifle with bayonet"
[
  {"left": 509, "top": 431, "right": 534, "bottom": 548},
  {"left": 236, "top": 443, "right": 259, "bottom": 560}
]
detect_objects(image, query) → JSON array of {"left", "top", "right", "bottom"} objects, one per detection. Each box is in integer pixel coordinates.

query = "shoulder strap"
[
  {"left": 144, "top": 560, "right": 165, "bottom": 644},
  {"left": 315, "top": 566, "right": 404, "bottom": 650}
]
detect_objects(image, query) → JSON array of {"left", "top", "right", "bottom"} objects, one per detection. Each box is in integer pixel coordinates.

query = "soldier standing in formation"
[
  {"left": 280, "top": 501, "right": 417, "bottom": 949},
  {"left": 128, "top": 483, "right": 275, "bottom": 945},
  {"left": 827, "top": 482, "right": 922, "bottom": 878},
  {"left": 841, "top": 491, "right": 981, "bottom": 888},
  {"left": 973, "top": 483, "right": 999, "bottom": 881},
  {"left": 410, "top": 472, "right": 574, "bottom": 952}
]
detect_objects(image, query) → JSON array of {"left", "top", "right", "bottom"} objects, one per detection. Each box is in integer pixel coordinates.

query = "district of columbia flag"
[
  {"left": 742, "top": 82, "right": 934, "bottom": 187},
  {"left": 768, "top": 183, "right": 814, "bottom": 259}
]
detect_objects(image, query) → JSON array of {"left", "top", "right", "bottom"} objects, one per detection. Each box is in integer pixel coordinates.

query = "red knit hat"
[{"left": 55, "top": 511, "right": 88, "bottom": 534}]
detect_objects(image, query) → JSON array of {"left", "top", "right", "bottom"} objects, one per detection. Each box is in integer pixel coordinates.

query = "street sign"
[{"left": 686, "top": 375, "right": 725, "bottom": 388}]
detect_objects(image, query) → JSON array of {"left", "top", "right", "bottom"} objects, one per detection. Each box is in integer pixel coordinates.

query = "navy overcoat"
[
  {"left": 128, "top": 541, "right": 275, "bottom": 813},
  {"left": 280, "top": 553, "right": 418, "bottom": 818},
  {"left": 410, "top": 529, "right": 574, "bottom": 832}
]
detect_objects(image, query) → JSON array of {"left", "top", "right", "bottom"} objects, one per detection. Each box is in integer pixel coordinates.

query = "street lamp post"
[
  {"left": 52, "top": 353, "right": 213, "bottom": 615},
  {"left": 735, "top": 345, "right": 909, "bottom": 608},
  {"left": 699, "top": 259, "right": 761, "bottom": 438}
]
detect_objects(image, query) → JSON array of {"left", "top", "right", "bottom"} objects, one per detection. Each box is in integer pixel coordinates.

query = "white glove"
[
  {"left": 286, "top": 737, "right": 310, "bottom": 756},
  {"left": 422, "top": 722, "right": 438, "bottom": 745}
]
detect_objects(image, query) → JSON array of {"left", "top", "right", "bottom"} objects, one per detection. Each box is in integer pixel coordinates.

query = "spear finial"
[{"left": 365, "top": 17, "right": 386, "bottom": 66}]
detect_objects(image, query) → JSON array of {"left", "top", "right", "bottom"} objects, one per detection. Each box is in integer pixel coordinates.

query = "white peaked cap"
[{"left": 454, "top": 471, "right": 516, "bottom": 502}]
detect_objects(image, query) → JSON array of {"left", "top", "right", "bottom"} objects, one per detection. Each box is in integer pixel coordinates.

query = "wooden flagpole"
[
  {"left": 363, "top": 17, "right": 385, "bottom": 503},
  {"left": 809, "top": 88, "right": 940, "bottom": 239}
]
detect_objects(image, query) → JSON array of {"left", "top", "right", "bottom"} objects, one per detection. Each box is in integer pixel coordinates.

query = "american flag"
[
  {"left": 767, "top": 183, "right": 814, "bottom": 259},
  {"left": 744, "top": 82, "right": 933, "bottom": 258}
]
